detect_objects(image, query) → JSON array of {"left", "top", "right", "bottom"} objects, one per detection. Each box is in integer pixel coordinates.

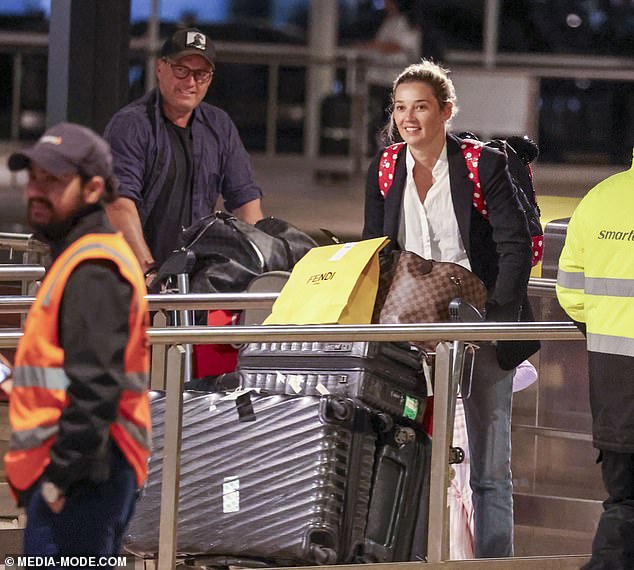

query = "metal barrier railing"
[
  {"left": 0, "top": 265, "right": 45, "bottom": 281},
  {"left": 0, "top": 292, "right": 280, "bottom": 313},
  {"left": 0, "top": 273, "right": 559, "bottom": 310},
  {"left": 0, "top": 234, "right": 49, "bottom": 273},
  {"left": 0, "top": 233, "right": 48, "bottom": 255},
  {"left": 0, "top": 278, "right": 586, "bottom": 567},
  {"left": 0, "top": 323, "right": 584, "bottom": 568},
  {"left": 0, "top": 321, "right": 583, "bottom": 348}
]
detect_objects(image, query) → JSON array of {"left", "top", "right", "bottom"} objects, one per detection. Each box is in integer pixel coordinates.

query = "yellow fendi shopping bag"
[{"left": 264, "top": 237, "right": 389, "bottom": 325}]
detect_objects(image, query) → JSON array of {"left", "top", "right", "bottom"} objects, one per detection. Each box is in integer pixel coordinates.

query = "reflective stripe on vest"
[
  {"left": 41, "top": 242, "right": 139, "bottom": 308},
  {"left": 558, "top": 270, "right": 634, "bottom": 298},
  {"left": 10, "top": 424, "right": 58, "bottom": 450},
  {"left": 586, "top": 277, "right": 634, "bottom": 297},
  {"left": 117, "top": 415, "right": 151, "bottom": 450},
  {"left": 8, "top": 390, "right": 150, "bottom": 453},
  {"left": 13, "top": 366, "right": 148, "bottom": 394},
  {"left": 588, "top": 332, "right": 634, "bottom": 358},
  {"left": 13, "top": 366, "right": 70, "bottom": 391},
  {"left": 557, "top": 268, "right": 585, "bottom": 290}
]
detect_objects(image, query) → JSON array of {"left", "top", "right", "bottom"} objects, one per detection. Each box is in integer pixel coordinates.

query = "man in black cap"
[
  {"left": 104, "top": 28, "right": 264, "bottom": 283},
  {"left": 5, "top": 123, "right": 151, "bottom": 563}
]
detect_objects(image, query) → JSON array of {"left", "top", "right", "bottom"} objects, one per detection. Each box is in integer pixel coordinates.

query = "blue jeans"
[
  {"left": 24, "top": 447, "right": 137, "bottom": 568},
  {"left": 462, "top": 343, "right": 514, "bottom": 558}
]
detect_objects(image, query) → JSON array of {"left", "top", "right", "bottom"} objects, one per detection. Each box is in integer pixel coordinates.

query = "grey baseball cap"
[{"left": 8, "top": 122, "right": 115, "bottom": 180}]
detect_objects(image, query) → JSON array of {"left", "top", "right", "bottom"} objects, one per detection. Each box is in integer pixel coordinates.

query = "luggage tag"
[
  {"left": 220, "top": 388, "right": 261, "bottom": 422},
  {"left": 422, "top": 360, "right": 433, "bottom": 397},
  {"left": 222, "top": 476, "right": 241, "bottom": 513},
  {"left": 284, "top": 373, "right": 331, "bottom": 396},
  {"left": 285, "top": 373, "right": 304, "bottom": 394}
]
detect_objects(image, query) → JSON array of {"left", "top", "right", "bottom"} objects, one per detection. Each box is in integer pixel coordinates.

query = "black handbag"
[{"left": 156, "top": 212, "right": 317, "bottom": 293}]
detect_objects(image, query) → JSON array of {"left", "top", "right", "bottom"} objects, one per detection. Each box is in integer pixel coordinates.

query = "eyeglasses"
[{"left": 163, "top": 59, "right": 213, "bottom": 83}]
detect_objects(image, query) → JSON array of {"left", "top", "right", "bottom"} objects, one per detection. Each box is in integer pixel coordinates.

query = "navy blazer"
[{"left": 363, "top": 133, "right": 539, "bottom": 369}]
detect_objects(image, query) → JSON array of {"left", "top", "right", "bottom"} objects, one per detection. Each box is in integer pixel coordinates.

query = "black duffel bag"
[{"left": 155, "top": 212, "right": 317, "bottom": 293}]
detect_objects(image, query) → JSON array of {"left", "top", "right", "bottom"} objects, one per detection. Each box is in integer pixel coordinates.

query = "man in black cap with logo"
[
  {"left": 5, "top": 123, "right": 151, "bottom": 563},
  {"left": 104, "top": 28, "right": 264, "bottom": 284}
]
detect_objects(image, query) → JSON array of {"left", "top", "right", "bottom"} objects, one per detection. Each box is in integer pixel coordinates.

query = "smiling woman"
[{"left": 363, "top": 59, "right": 538, "bottom": 559}]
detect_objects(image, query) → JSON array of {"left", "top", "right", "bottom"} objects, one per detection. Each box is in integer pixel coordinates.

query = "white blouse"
[{"left": 398, "top": 143, "right": 471, "bottom": 270}]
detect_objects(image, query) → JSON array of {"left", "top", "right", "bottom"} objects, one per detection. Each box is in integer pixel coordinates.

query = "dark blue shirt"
[{"left": 104, "top": 89, "right": 263, "bottom": 258}]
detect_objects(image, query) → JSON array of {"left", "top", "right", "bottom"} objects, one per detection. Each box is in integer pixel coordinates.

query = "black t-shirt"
[{"left": 144, "top": 117, "right": 194, "bottom": 266}]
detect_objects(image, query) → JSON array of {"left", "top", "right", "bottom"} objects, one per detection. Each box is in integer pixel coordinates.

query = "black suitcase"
[
  {"left": 363, "top": 421, "right": 431, "bottom": 562},
  {"left": 125, "top": 391, "right": 378, "bottom": 566},
  {"left": 237, "top": 341, "right": 427, "bottom": 426}
]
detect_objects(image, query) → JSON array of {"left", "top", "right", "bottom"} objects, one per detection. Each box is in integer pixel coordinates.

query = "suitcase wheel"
[
  {"left": 393, "top": 426, "right": 416, "bottom": 446},
  {"left": 307, "top": 529, "right": 338, "bottom": 565},
  {"left": 449, "top": 446, "right": 465, "bottom": 464},
  {"left": 310, "top": 544, "right": 337, "bottom": 565}
]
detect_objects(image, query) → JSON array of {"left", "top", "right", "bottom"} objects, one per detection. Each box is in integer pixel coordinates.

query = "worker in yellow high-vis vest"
[
  {"left": 557, "top": 153, "right": 634, "bottom": 570},
  {"left": 4, "top": 123, "right": 151, "bottom": 564}
]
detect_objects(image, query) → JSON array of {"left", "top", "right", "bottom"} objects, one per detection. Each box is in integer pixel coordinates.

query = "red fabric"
[
  {"left": 377, "top": 143, "right": 405, "bottom": 198},
  {"left": 460, "top": 140, "right": 487, "bottom": 217},
  {"left": 378, "top": 139, "right": 543, "bottom": 267},
  {"left": 462, "top": 139, "right": 543, "bottom": 267},
  {"left": 422, "top": 396, "right": 434, "bottom": 437},
  {"left": 192, "top": 310, "right": 240, "bottom": 377},
  {"left": 531, "top": 234, "right": 544, "bottom": 266}
]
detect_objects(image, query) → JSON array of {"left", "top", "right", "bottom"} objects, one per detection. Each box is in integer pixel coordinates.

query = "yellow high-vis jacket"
[{"left": 556, "top": 153, "right": 634, "bottom": 452}]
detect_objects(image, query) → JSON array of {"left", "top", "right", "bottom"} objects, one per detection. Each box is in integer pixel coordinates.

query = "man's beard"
[{"left": 27, "top": 199, "right": 74, "bottom": 243}]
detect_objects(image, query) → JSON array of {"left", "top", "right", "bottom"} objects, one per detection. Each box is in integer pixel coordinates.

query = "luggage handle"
[
  {"left": 378, "top": 342, "right": 424, "bottom": 370},
  {"left": 460, "top": 343, "right": 478, "bottom": 400}
]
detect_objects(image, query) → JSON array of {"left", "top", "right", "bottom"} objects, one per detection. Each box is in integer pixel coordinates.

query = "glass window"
[
  {"left": 500, "top": 0, "right": 634, "bottom": 56},
  {"left": 415, "top": 0, "right": 485, "bottom": 53},
  {"left": 0, "top": 0, "right": 47, "bottom": 16},
  {"left": 131, "top": 0, "right": 230, "bottom": 24},
  {"left": 0, "top": 0, "right": 48, "bottom": 31},
  {"left": 339, "top": 0, "right": 485, "bottom": 57},
  {"left": 539, "top": 79, "right": 633, "bottom": 165}
]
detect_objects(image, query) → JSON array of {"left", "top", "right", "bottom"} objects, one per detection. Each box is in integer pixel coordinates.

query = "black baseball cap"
[
  {"left": 8, "top": 122, "right": 115, "bottom": 182},
  {"left": 160, "top": 28, "right": 215, "bottom": 68}
]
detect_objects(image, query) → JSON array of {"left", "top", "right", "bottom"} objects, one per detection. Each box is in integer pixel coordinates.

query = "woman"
[{"left": 363, "top": 60, "right": 537, "bottom": 558}]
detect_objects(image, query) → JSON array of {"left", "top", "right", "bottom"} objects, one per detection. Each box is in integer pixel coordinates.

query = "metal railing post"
[
  {"left": 157, "top": 344, "right": 185, "bottom": 570},
  {"left": 150, "top": 310, "right": 167, "bottom": 391},
  {"left": 427, "top": 340, "right": 466, "bottom": 562},
  {"left": 175, "top": 273, "right": 193, "bottom": 384}
]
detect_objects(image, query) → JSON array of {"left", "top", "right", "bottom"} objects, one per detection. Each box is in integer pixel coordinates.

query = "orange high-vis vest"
[{"left": 4, "top": 233, "right": 151, "bottom": 494}]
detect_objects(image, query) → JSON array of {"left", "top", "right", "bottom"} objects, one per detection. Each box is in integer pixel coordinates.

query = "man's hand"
[
  {"left": 145, "top": 269, "right": 158, "bottom": 289},
  {"left": 41, "top": 481, "right": 66, "bottom": 513},
  {"left": 47, "top": 496, "right": 66, "bottom": 514}
]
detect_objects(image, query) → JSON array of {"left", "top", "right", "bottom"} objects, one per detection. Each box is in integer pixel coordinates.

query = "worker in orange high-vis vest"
[{"left": 5, "top": 122, "right": 151, "bottom": 564}]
